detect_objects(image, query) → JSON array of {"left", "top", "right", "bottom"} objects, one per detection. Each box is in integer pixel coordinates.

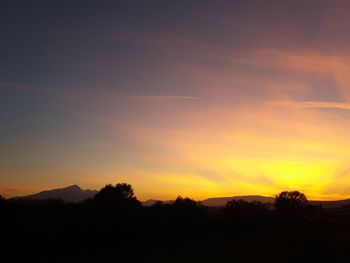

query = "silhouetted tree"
[
  {"left": 173, "top": 196, "right": 201, "bottom": 209},
  {"left": 169, "top": 196, "right": 206, "bottom": 231},
  {"left": 226, "top": 199, "right": 266, "bottom": 212},
  {"left": 224, "top": 199, "right": 268, "bottom": 227},
  {"left": 275, "top": 191, "right": 307, "bottom": 211},
  {"left": 0, "top": 194, "right": 5, "bottom": 208},
  {"left": 93, "top": 183, "right": 141, "bottom": 211},
  {"left": 94, "top": 183, "right": 134, "bottom": 201},
  {"left": 275, "top": 191, "right": 307, "bottom": 223},
  {"left": 151, "top": 200, "right": 165, "bottom": 207}
]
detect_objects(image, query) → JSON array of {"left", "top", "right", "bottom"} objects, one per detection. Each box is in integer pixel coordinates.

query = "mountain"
[
  {"left": 17, "top": 185, "right": 97, "bottom": 202},
  {"left": 142, "top": 199, "right": 174, "bottom": 206},
  {"left": 143, "top": 196, "right": 350, "bottom": 207},
  {"left": 201, "top": 196, "right": 350, "bottom": 207},
  {"left": 17, "top": 187, "right": 350, "bottom": 207},
  {"left": 142, "top": 195, "right": 275, "bottom": 207},
  {"left": 201, "top": 195, "right": 275, "bottom": 207}
]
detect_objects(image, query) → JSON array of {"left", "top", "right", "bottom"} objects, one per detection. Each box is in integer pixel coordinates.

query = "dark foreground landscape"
[{"left": 2, "top": 184, "right": 350, "bottom": 262}]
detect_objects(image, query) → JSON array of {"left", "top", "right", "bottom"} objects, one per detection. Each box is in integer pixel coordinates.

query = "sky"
[{"left": 2, "top": 0, "right": 350, "bottom": 200}]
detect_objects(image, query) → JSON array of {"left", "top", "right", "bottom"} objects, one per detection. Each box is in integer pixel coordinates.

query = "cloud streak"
[
  {"left": 0, "top": 83, "right": 55, "bottom": 92},
  {"left": 129, "top": 95, "right": 200, "bottom": 100},
  {"left": 269, "top": 100, "right": 350, "bottom": 111}
]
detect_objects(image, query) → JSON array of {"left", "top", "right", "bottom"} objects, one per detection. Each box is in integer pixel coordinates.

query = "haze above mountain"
[{"left": 14, "top": 185, "right": 350, "bottom": 208}]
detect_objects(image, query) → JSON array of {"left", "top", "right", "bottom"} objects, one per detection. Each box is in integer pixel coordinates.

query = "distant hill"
[
  {"left": 142, "top": 195, "right": 274, "bottom": 207},
  {"left": 201, "top": 196, "right": 350, "bottom": 207},
  {"left": 17, "top": 185, "right": 97, "bottom": 202},
  {"left": 143, "top": 196, "right": 350, "bottom": 208},
  {"left": 201, "top": 195, "right": 275, "bottom": 207},
  {"left": 142, "top": 199, "right": 174, "bottom": 206},
  {"left": 15, "top": 187, "right": 350, "bottom": 208}
]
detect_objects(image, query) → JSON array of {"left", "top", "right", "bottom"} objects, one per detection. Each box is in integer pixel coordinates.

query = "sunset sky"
[{"left": 2, "top": 0, "right": 350, "bottom": 200}]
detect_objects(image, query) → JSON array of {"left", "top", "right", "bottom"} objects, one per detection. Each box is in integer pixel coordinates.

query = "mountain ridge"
[
  {"left": 143, "top": 196, "right": 350, "bottom": 207},
  {"left": 16, "top": 185, "right": 98, "bottom": 202},
  {"left": 13, "top": 185, "right": 350, "bottom": 207}
]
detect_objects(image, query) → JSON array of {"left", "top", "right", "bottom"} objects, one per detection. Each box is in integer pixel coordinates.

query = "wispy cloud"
[
  {"left": 197, "top": 170, "right": 228, "bottom": 182},
  {"left": 129, "top": 95, "right": 200, "bottom": 100},
  {"left": 0, "top": 138, "right": 111, "bottom": 148},
  {"left": 0, "top": 83, "right": 55, "bottom": 92},
  {"left": 269, "top": 100, "right": 350, "bottom": 111}
]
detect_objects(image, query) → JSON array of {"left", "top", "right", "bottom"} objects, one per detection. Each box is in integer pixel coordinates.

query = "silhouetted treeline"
[{"left": 2, "top": 184, "right": 350, "bottom": 262}]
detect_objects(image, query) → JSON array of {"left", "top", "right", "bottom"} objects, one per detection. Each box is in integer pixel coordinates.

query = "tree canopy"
[
  {"left": 275, "top": 191, "right": 307, "bottom": 212},
  {"left": 93, "top": 183, "right": 140, "bottom": 208}
]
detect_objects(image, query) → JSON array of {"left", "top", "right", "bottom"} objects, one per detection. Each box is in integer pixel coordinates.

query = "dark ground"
[{"left": 2, "top": 187, "right": 350, "bottom": 262}]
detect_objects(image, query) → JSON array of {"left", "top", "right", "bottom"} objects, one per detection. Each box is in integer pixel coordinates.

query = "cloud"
[
  {"left": 321, "top": 166, "right": 350, "bottom": 197},
  {"left": 269, "top": 100, "right": 350, "bottom": 111},
  {"left": 128, "top": 95, "right": 199, "bottom": 100},
  {"left": 232, "top": 49, "right": 347, "bottom": 74},
  {"left": 0, "top": 82, "right": 77, "bottom": 98},
  {"left": 229, "top": 172, "right": 276, "bottom": 187},
  {"left": 229, "top": 49, "right": 350, "bottom": 100},
  {"left": 197, "top": 170, "right": 228, "bottom": 182},
  {"left": 0, "top": 138, "right": 111, "bottom": 148},
  {"left": 0, "top": 83, "right": 55, "bottom": 92},
  {"left": 178, "top": 48, "right": 350, "bottom": 101}
]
